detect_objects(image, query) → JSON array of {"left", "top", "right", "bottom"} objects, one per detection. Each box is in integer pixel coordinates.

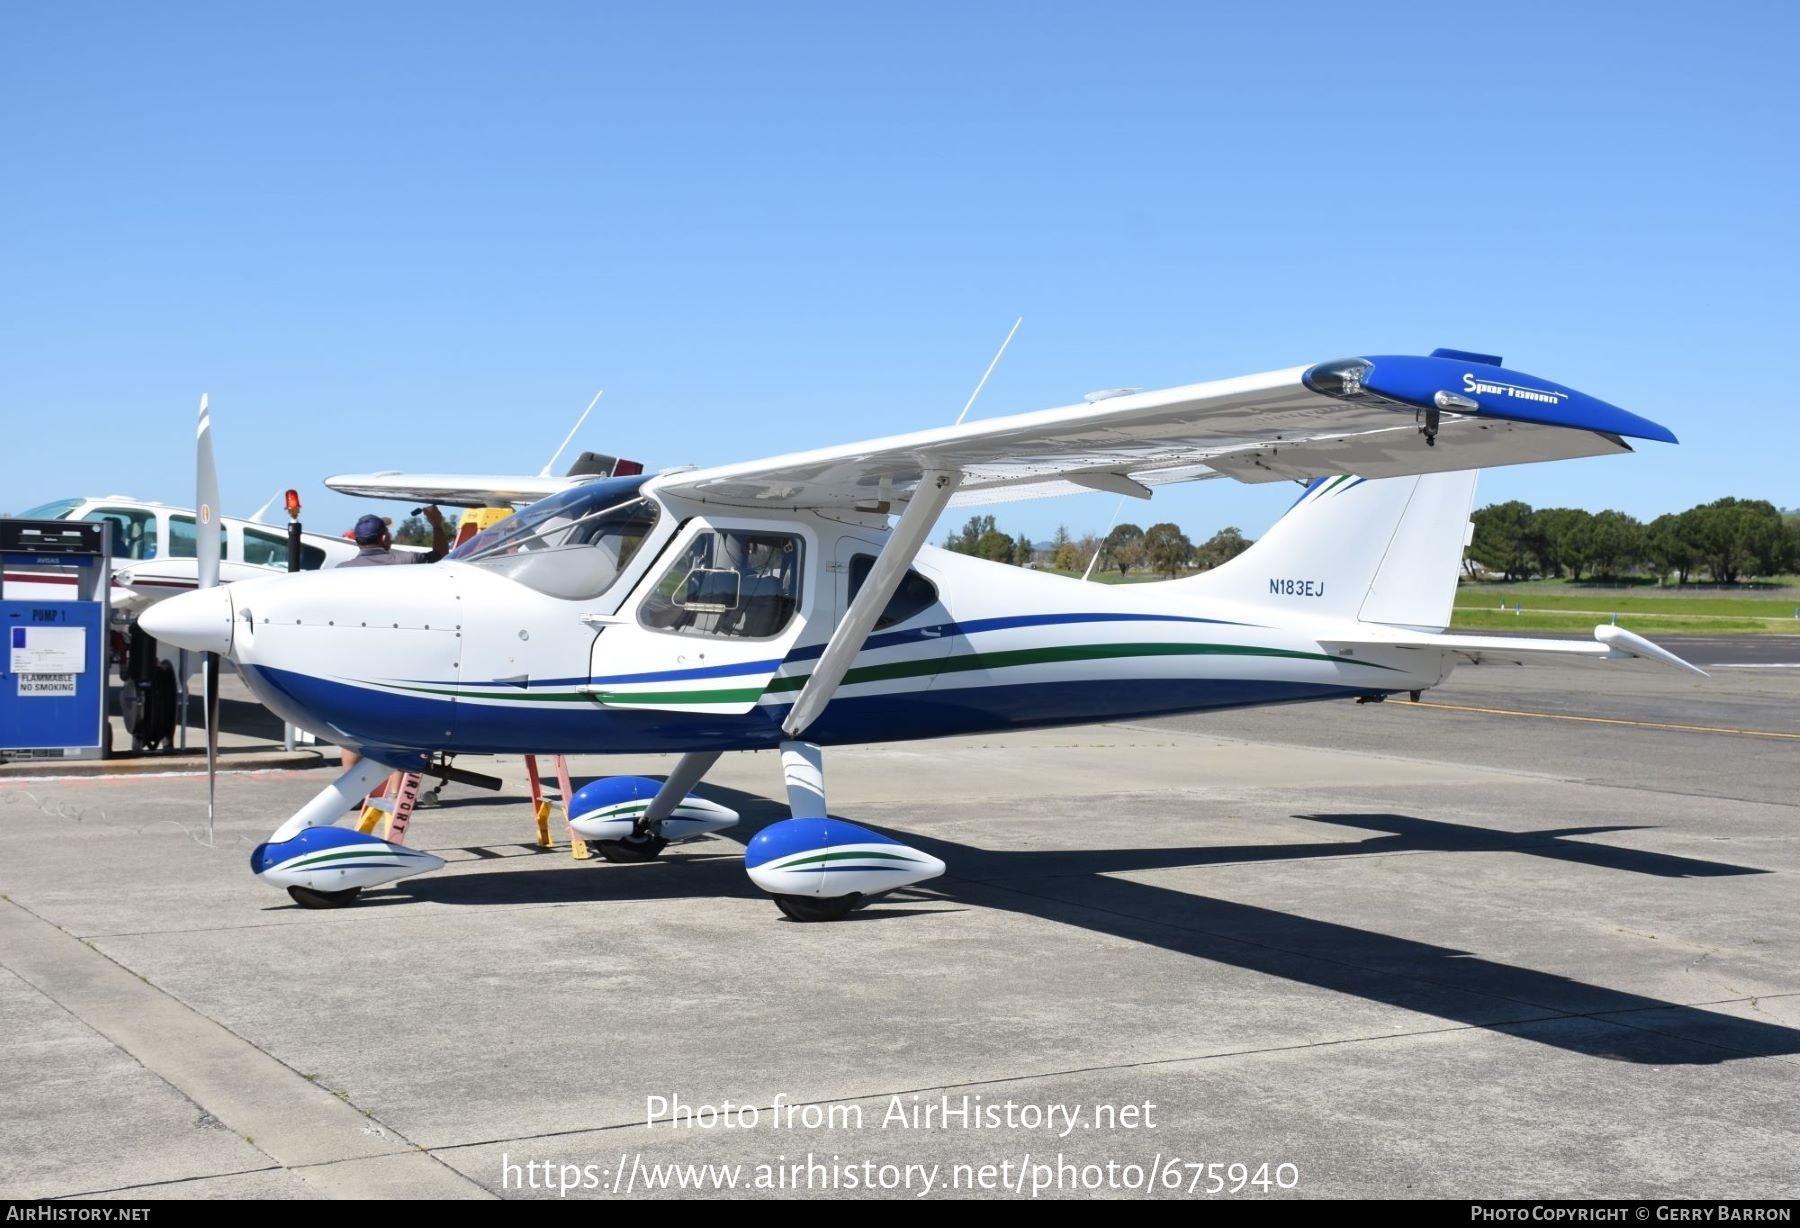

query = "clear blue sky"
[{"left": 3, "top": 2, "right": 1794, "bottom": 545}]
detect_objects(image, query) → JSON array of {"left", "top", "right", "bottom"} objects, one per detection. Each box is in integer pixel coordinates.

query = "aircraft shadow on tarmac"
[{"left": 388, "top": 785, "right": 1793, "bottom": 1066}]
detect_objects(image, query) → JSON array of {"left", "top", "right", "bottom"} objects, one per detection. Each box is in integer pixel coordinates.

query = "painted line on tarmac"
[
  {"left": 0, "top": 899, "right": 493, "bottom": 1200},
  {"left": 1404, "top": 700, "right": 1800, "bottom": 741},
  {"left": 1710, "top": 663, "right": 1800, "bottom": 669},
  {"left": 0, "top": 768, "right": 302, "bottom": 784}
]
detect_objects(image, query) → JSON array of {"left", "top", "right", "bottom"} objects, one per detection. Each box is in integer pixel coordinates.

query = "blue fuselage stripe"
[{"left": 247, "top": 663, "right": 1383, "bottom": 757}]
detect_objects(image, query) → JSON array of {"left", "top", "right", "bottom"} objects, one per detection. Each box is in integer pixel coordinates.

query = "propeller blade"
[
  {"left": 204, "top": 651, "right": 219, "bottom": 840},
  {"left": 196, "top": 393, "right": 222, "bottom": 835},
  {"left": 196, "top": 394, "right": 220, "bottom": 590}
]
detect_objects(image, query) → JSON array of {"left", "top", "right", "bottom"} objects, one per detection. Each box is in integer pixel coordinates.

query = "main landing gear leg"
[
  {"left": 746, "top": 740, "right": 947, "bottom": 922},
  {"left": 769, "top": 741, "right": 855, "bottom": 922},
  {"left": 270, "top": 758, "right": 393, "bottom": 843},
  {"left": 781, "top": 740, "right": 827, "bottom": 819}
]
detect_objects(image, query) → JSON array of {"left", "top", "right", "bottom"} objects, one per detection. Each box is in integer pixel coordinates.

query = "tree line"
[
  {"left": 943, "top": 515, "right": 1254, "bottom": 577},
  {"left": 1469, "top": 498, "right": 1796, "bottom": 584}
]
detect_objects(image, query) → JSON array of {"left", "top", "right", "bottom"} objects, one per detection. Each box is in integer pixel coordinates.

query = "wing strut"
[{"left": 781, "top": 468, "right": 963, "bottom": 739}]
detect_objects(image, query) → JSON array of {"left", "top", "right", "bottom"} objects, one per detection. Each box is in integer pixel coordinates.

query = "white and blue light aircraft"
[{"left": 141, "top": 349, "right": 1701, "bottom": 920}]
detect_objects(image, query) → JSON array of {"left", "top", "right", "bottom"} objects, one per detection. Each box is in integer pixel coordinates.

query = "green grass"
[
  {"left": 1463, "top": 576, "right": 1798, "bottom": 597},
  {"left": 1455, "top": 587, "right": 1800, "bottom": 620},
  {"left": 1026, "top": 569, "right": 1800, "bottom": 632},
  {"left": 1448, "top": 609, "right": 1777, "bottom": 635}
]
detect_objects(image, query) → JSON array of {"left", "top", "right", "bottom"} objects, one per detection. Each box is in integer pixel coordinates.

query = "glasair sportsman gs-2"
[{"left": 141, "top": 349, "right": 1701, "bottom": 920}]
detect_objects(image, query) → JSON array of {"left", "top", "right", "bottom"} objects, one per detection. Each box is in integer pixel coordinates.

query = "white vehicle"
[
  {"left": 144, "top": 348, "right": 1701, "bottom": 920},
  {"left": 11, "top": 496, "right": 358, "bottom": 616}
]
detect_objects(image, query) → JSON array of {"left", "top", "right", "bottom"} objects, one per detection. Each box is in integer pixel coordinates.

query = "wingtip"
[
  {"left": 1594, "top": 624, "right": 1707, "bottom": 677},
  {"left": 1623, "top": 415, "right": 1679, "bottom": 446}
]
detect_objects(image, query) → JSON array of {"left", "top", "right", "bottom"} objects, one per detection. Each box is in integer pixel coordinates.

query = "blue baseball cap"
[{"left": 353, "top": 514, "right": 389, "bottom": 545}]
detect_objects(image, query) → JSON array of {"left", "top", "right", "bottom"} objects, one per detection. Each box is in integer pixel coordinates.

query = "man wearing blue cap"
[{"left": 338, "top": 505, "right": 448, "bottom": 567}]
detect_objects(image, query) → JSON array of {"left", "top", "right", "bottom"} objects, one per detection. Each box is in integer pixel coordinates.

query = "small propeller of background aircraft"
[{"left": 142, "top": 348, "right": 1702, "bottom": 920}]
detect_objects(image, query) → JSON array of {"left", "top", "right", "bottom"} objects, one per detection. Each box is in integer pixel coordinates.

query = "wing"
[
  {"left": 324, "top": 472, "right": 575, "bottom": 509},
  {"left": 946, "top": 464, "right": 1224, "bottom": 507},
  {"left": 647, "top": 352, "right": 1676, "bottom": 511}
]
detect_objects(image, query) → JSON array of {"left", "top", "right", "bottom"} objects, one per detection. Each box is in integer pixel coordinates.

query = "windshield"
[
  {"left": 452, "top": 476, "right": 660, "bottom": 601},
  {"left": 18, "top": 498, "right": 82, "bottom": 520},
  {"left": 451, "top": 477, "right": 649, "bottom": 561}
]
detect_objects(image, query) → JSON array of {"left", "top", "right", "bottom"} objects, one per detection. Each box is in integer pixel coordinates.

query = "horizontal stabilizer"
[{"left": 1323, "top": 625, "right": 1707, "bottom": 676}]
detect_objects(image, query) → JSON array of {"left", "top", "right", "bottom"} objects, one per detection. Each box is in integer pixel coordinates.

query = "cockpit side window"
[
  {"left": 639, "top": 529, "right": 803, "bottom": 639},
  {"left": 84, "top": 507, "right": 158, "bottom": 561}
]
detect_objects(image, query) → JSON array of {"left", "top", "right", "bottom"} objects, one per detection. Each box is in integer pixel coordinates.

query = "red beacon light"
[{"left": 284, "top": 489, "right": 301, "bottom": 519}]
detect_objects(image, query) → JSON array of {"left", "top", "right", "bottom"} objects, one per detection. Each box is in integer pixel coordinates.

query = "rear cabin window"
[
  {"left": 848, "top": 555, "right": 941, "bottom": 629},
  {"left": 237, "top": 528, "right": 324, "bottom": 570},
  {"left": 169, "top": 515, "right": 227, "bottom": 559},
  {"left": 240, "top": 528, "right": 289, "bottom": 568}
]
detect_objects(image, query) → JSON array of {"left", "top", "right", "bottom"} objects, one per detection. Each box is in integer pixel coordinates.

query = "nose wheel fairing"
[
  {"left": 251, "top": 825, "right": 445, "bottom": 895},
  {"left": 248, "top": 757, "right": 444, "bottom": 907},
  {"left": 565, "top": 775, "right": 740, "bottom": 842}
]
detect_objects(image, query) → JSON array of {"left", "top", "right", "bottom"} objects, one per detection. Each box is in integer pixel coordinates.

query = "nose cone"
[{"left": 139, "top": 586, "right": 234, "bottom": 655}]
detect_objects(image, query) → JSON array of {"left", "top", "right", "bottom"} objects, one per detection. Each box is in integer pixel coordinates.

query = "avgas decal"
[
  {"left": 1463, "top": 372, "right": 1568, "bottom": 407},
  {"left": 1269, "top": 579, "right": 1326, "bottom": 598}
]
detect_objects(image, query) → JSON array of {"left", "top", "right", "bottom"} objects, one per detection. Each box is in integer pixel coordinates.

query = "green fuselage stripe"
[
  {"left": 375, "top": 640, "right": 1398, "bottom": 708},
  {"left": 774, "top": 849, "right": 924, "bottom": 870},
  {"left": 761, "top": 640, "right": 1385, "bottom": 696},
  {"left": 285, "top": 848, "right": 415, "bottom": 871}
]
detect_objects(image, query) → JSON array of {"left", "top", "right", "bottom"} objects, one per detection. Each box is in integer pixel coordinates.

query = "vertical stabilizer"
[{"left": 1166, "top": 471, "right": 1477, "bottom": 632}]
